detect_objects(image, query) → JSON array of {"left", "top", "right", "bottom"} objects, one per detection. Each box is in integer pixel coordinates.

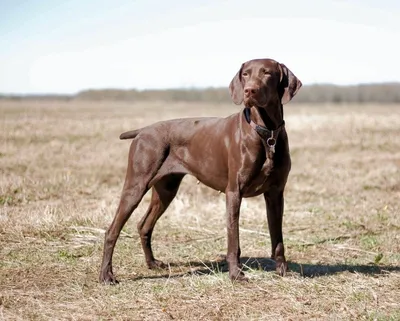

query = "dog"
[{"left": 99, "top": 58, "right": 302, "bottom": 283}]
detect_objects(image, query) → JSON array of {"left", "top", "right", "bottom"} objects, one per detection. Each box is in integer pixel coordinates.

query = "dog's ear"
[
  {"left": 229, "top": 64, "right": 244, "bottom": 105},
  {"left": 279, "top": 63, "right": 302, "bottom": 105}
]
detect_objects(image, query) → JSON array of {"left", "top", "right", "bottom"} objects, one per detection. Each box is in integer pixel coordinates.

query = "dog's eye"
[
  {"left": 263, "top": 70, "right": 271, "bottom": 75},
  {"left": 242, "top": 72, "right": 249, "bottom": 77}
]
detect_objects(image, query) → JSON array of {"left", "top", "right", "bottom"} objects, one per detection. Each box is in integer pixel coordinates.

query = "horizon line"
[{"left": 2, "top": 81, "right": 400, "bottom": 96}]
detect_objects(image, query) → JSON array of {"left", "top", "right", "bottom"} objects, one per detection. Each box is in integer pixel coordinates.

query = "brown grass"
[{"left": 0, "top": 100, "right": 399, "bottom": 320}]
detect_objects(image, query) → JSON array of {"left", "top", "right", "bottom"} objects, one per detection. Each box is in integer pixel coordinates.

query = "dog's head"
[{"left": 229, "top": 58, "right": 302, "bottom": 107}]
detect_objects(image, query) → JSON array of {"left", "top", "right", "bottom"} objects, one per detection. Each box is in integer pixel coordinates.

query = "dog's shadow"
[{"left": 128, "top": 256, "right": 400, "bottom": 281}]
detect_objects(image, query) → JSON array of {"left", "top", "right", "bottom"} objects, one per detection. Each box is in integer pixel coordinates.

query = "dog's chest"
[
  {"left": 241, "top": 151, "right": 290, "bottom": 197},
  {"left": 247, "top": 158, "right": 274, "bottom": 191}
]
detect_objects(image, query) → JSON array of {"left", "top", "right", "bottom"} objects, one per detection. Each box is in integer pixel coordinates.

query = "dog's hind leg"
[
  {"left": 138, "top": 174, "right": 184, "bottom": 269},
  {"left": 99, "top": 181, "right": 148, "bottom": 284},
  {"left": 99, "top": 139, "right": 167, "bottom": 284}
]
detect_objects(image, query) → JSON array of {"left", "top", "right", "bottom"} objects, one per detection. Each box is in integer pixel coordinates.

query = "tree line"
[{"left": 2, "top": 83, "right": 400, "bottom": 103}]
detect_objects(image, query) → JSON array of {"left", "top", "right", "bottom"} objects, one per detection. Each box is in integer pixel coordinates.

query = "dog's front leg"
[
  {"left": 264, "top": 190, "right": 288, "bottom": 276},
  {"left": 225, "top": 190, "right": 247, "bottom": 282}
]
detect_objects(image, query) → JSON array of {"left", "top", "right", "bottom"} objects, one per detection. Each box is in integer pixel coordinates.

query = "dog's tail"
[{"left": 119, "top": 129, "right": 141, "bottom": 140}]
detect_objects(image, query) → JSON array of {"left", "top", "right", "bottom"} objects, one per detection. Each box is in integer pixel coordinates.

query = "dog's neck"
[
  {"left": 243, "top": 98, "right": 285, "bottom": 157},
  {"left": 247, "top": 100, "right": 284, "bottom": 131}
]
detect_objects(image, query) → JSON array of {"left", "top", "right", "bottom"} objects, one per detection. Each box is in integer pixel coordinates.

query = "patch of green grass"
[
  {"left": 364, "top": 311, "right": 400, "bottom": 321},
  {"left": 360, "top": 235, "right": 379, "bottom": 250},
  {"left": 57, "top": 249, "right": 78, "bottom": 262},
  {"left": 374, "top": 253, "right": 384, "bottom": 264},
  {"left": 307, "top": 206, "right": 324, "bottom": 214},
  {"left": 0, "top": 188, "right": 23, "bottom": 206},
  {"left": 363, "top": 184, "right": 379, "bottom": 190}
]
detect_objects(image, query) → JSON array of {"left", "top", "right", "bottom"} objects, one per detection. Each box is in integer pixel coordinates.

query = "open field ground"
[{"left": 0, "top": 100, "right": 399, "bottom": 320}]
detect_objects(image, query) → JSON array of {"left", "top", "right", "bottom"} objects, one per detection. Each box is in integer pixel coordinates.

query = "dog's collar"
[{"left": 243, "top": 108, "right": 285, "bottom": 153}]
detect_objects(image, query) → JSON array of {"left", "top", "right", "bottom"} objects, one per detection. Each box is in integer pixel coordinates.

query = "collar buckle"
[{"left": 266, "top": 136, "right": 276, "bottom": 153}]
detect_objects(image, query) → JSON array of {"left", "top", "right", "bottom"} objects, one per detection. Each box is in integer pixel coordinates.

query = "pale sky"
[{"left": 1, "top": 0, "right": 399, "bottom": 94}]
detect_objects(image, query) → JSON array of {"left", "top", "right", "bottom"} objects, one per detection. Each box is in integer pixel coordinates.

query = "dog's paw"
[
  {"left": 147, "top": 259, "right": 166, "bottom": 269},
  {"left": 275, "top": 258, "right": 288, "bottom": 277},
  {"left": 232, "top": 274, "right": 249, "bottom": 283},
  {"left": 99, "top": 271, "right": 119, "bottom": 285},
  {"left": 229, "top": 268, "right": 249, "bottom": 282}
]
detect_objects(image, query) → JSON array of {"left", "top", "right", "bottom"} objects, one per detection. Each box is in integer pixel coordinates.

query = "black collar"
[{"left": 243, "top": 108, "right": 285, "bottom": 153}]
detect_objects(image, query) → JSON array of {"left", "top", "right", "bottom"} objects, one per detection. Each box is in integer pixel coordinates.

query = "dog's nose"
[{"left": 244, "top": 86, "right": 259, "bottom": 96}]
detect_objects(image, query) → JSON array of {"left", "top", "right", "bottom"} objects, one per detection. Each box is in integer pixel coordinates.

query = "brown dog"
[{"left": 99, "top": 58, "right": 302, "bottom": 284}]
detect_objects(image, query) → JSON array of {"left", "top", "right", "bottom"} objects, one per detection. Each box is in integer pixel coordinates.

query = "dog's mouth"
[{"left": 244, "top": 97, "right": 267, "bottom": 108}]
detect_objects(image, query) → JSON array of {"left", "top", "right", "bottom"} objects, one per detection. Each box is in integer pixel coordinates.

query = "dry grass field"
[{"left": 0, "top": 100, "right": 399, "bottom": 320}]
